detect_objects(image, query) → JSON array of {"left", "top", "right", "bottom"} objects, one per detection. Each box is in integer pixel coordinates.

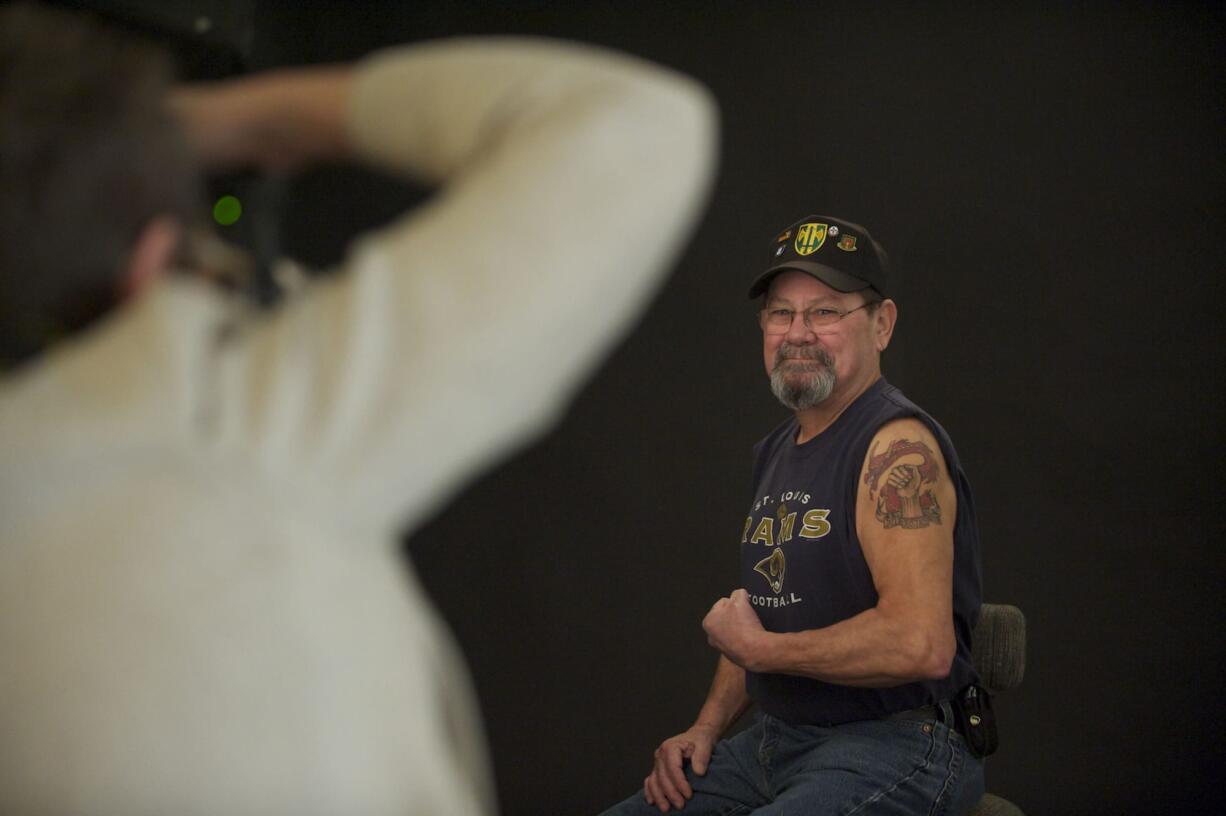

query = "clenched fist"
[{"left": 702, "top": 589, "right": 770, "bottom": 671}]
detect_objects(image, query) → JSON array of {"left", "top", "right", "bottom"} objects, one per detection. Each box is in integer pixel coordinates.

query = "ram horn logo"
[{"left": 753, "top": 548, "right": 787, "bottom": 594}]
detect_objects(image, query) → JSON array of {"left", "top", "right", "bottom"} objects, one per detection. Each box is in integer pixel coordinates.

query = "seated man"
[
  {"left": 0, "top": 3, "right": 715, "bottom": 813},
  {"left": 602, "top": 216, "right": 985, "bottom": 815}
]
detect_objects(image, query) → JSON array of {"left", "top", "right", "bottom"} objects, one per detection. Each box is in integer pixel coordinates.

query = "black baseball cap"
[{"left": 746, "top": 214, "right": 891, "bottom": 299}]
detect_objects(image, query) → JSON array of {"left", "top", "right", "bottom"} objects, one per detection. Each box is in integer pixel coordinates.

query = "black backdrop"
[{"left": 231, "top": 2, "right": 1220, "bottom": 813}]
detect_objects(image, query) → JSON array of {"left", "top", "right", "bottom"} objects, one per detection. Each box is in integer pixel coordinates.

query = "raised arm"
[
  {"left": 178, "top": 39, "right": 717, "bottom": 532},
  {"left": 703, "top": 416, "right": 957, "bottom": 685}
]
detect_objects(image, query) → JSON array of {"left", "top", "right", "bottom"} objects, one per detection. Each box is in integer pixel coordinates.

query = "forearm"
[
  {"left": 172, "top": 67, "right": 352, "bottom": 173},
  {"left": 757, "top": 605, "right": 954, "bottom": 687},
  {"left": 203, "top": 40, "right": 714, "bottom": 529},
  {"left": 692, "top": 656, "right": 751, "bottom": 735}
]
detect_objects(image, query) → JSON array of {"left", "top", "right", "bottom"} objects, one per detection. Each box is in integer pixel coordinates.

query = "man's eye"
[
  {"left": 809, "top": 308, "right": 838, "bottom": 318},
  {"left": 769, "top": 309, "right": 793, "bottom": 319}
]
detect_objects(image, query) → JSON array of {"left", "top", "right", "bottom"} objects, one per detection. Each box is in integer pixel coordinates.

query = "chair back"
[
  {"left": 966, "top": 604, "right": 1027, "bottom": 816},
  {"left": 971, "top": 603, "right": 1026, "bottom": 694}
]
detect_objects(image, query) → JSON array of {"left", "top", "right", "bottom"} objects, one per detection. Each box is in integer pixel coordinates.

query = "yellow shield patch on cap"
[{"left": 794, "top": 223, "right": 828, "bottom": 256}]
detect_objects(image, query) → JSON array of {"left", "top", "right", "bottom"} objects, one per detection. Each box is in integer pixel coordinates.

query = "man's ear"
[
  {"left": 874, "top": 298, "right": 898, "bottom": 352},
  {"left": 119, "top": 215, "right": 181, "bottom": 299}
]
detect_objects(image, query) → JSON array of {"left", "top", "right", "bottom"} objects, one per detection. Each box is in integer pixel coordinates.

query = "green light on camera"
[{"left": 212, "top": 195, "right": 242, "bottom": 226}]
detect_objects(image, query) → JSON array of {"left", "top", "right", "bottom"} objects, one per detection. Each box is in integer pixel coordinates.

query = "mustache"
[{"left": 774, "top": 343, "right": 833, "bottom": 367}]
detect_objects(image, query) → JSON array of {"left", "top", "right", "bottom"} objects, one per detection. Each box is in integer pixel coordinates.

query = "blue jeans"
[{"left": 600, "top": 707, "right": 984, "bottom": 816}]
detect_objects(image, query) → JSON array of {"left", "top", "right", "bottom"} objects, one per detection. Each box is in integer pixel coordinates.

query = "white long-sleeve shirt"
[{"left": 0, "top": 38, "right": 715, "bottom": 815}]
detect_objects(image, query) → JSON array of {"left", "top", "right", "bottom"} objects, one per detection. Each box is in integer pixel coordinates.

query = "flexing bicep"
[{"left": 855, "top": 417, "right": 957, "bottom": 665}]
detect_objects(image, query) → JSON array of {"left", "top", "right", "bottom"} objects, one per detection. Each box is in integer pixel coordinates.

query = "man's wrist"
[{"left": 744, "top": 630, "right": 782, "bottom": 674}]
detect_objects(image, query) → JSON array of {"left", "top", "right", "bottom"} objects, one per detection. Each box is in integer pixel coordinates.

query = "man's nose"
[{"left": 784, "top": 312, "right": 817, "bottom": 343}]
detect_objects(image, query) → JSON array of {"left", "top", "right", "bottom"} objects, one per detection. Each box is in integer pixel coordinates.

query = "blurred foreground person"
[
  {"left": 0, "top": 3, "right": 715, "bottom": 813},
  {"left": 601, "top": 217, "right": 986, "bottom": 815}
]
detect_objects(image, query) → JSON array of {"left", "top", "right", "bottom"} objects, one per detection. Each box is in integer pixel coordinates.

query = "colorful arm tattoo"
[{"left": 863, "top": 438, "right": 943, "bottom": 529}]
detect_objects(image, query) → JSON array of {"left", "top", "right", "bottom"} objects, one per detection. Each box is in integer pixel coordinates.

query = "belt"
[{"left": 885, "top": 700, "right": 962, "bottom": 736}]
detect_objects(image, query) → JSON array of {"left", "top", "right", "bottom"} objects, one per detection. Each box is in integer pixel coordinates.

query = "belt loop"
[{"left": 937, "top": 699, "right": 955, "bottom": 726}]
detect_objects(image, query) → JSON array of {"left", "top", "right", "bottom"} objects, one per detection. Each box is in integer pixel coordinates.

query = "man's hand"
[
  {"left": 702, "top": 589, "right": 770, "bottom": 671},
  {"left": 642, "top": 723, "right": 719, "bottom": 813}
]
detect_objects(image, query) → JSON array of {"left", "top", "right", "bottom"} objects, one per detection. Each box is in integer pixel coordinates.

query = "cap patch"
[
  {"left": 794, "top": 223, "right": 828, "bottom": 256},
  {"left": 837, "top": 235, "right": 858, "bottom": 252}
]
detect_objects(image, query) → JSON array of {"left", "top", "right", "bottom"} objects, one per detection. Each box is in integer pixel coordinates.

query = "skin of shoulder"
[{"left": 854, "top": 415, "right": 958, "bottom": 678}]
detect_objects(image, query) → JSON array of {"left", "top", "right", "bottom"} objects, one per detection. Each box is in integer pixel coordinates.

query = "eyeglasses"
[{"left": 758, "top": 302, "right": 876, "bottom": 335}]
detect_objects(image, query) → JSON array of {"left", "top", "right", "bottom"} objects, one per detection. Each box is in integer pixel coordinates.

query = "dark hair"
[{"left": 0, "top": 2, "right": 201, "bottom": 368}]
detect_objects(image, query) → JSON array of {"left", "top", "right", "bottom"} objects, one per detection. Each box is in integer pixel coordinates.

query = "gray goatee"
[{"left": 770, "top": 343, "right": 836, "bottom": 411}]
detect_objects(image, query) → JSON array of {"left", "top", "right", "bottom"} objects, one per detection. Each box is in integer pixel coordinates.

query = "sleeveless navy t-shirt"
[{"left": 740, "top": 377, "right": 982, "bottom": 725}]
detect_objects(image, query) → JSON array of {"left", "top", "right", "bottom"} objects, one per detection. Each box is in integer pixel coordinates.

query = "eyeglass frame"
[{"left": 757, "top": 298, "right": 881, "bottom": 335}]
